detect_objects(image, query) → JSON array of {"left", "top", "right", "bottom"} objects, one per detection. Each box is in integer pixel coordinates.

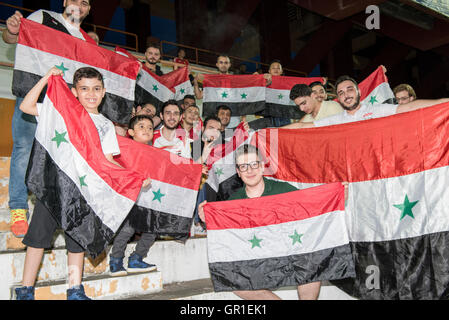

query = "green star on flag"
[
  {"left": 369, "top": 95, "right": 378, "bottom": 105},
  {"left": 51, "top": 130, "right": 69, "bottom": 148},
  {"left": 221, "top": 91, "right": 228, "bottom": 99},
  {"left": 152, "top": 85, "right": 159, "bottom": 92},
  {"left": 393, "top": 194, "right": 419, "bottom": 220},
  {"left": 79, "top": 175, "right": 88, "bottom": 188},
  {"left": 152, "top": 188, "right": 165, "bottom": 203},
  {"left": 55, "top": 62, "right": 69, "bottom": 75},
  {"left": 249, "top": 235, "right": 262, "bottom": 248},
  {"left": 215, "top": 167, "right": 224, "bottom": 177},
  {"left": 289, "top": 230, "right": 303, "bottom": 245},
  {"left": 241, "top": 93, "right": 248, "bottom": 99},
  {"left": 180, "top": 88, "right": 186, "bottom": 94},
  {"left": 278, "top": 94, "right": 284, "bottom": 100}
]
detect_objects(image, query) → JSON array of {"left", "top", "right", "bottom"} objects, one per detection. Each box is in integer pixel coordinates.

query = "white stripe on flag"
[
  {"left": 347, "top": 165, "right": 449, "bottom": 242},
  {"left": 136, "top": 179, "right": 198, "bottom": 218},
  {"left": 203, "top": 86, "right": 265, "bottom": 103},
  {"left": 361, "top": 82, "right": 395, "bottom": 105},
  {"left": 174, "top": 80, "right": 194, "bottom": 101},
  {"left": 207, "top": 210, "right": 348, "bottom": 263},
  {"left": 265, "top": 88, "right": 295, "bottom": 105},
  {"left": 137, "top": 70, "right": 174, "bottom": 101},
  {"left": 15, "top": 44, "right": 135, "bottom": 101},
  {"left": 36, "top": 97, "right": 135, "bottom": 232}
]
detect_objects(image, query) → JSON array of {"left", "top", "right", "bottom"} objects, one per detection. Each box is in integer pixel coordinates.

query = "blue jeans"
[
  {"left": 8, "top": 97, "right": 37, "bottom": 210},
  {"left": 193, "top": 186, "right": 207, "bottom": 224},
  {"left": 271, "top": 117, "right": 291, "bottom": 127}
]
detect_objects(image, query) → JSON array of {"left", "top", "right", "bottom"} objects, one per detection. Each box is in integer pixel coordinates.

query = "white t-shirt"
[
  {"left": 301, "top": 100, "right": 344, "bottom": 122},
  {"left": 313, "top": 102, "right": 398, "bottom": 127},
  {"left": 27, "top": 9, "right": 85, "bottom": 40},
  {"left": 36, "top": 103, "right": 120, "bottom": 156},
  {"left": 153, "top": 127, "right": 192, "bottom": 159}
]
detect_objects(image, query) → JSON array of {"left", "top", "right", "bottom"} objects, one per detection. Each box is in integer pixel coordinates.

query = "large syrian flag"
[
  {"left": 203, "top": 123, "right": 251, "bottom": 202},
  {"left": 251, "top": 101, "right": 449, "bottom": 299},
  {"left": 115, "top": 136, "right": 202, "bottom": 240},
  {"left": 204, "top": 182, "right": 355, "bottom": 292},
  {"left": 202, "top": 74, "right": 266, "bottom": 117},
  {"left": 13, "top": 18, "right": 141, "bottom": 125},
  {"left": 26, "top": 75, "right": 144, "bottom": 259},
  {"left": 358, "top": 66, "right": 395, "bottom": 106},
  {"left": 265, "top": 76, "right": 324, "bottom": 119}
]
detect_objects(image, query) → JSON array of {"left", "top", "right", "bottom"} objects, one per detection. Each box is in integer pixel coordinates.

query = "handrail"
[
  {"left": 0, "top": 1, "right": 138, "bottom": 51},
  {"left": 160, "top": 40, "right": 308, "bottom": 77}
]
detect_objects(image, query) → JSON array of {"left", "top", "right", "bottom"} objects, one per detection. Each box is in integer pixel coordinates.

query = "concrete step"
[
  {"left": 11, "top": 270, "right": 163, "bottom": 300},
  {"left": 0, "top": 157, "right": 10, "bottom": 210},
  {"left": 124, "top": 278, "right": 356, "bottom": 300},
  {"left": 1, "top": 237, "right": 210, "bottom": 300}
]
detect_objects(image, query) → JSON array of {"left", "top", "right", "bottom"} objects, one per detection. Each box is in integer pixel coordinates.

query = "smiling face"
[
  {"left": 63, "top": 0, "right": 91, "bottom": 25},
  {"left": 183, "top": 106, "right": 199, "bottom": 125},
  {"left": 128, "top": 118, "right": 154, "bottom": 144},
  {"left": 236, "top": 151, "right": 264, "bottom": 188},
  {"left": 311, "top": 84, "right": 327, "bottom": 103},
  {"left": 160, "top": 104, "right": 182, "bottom": 130},
  {"left": 336, "top": 80, "right": 361, "bottom": 111},
  {"left": 71, "top": 77, "right": 105, "bottom": 114},
  {"left": 269, "top": 62, "right": 283, "bottom": 76},
  {"left": 217, "top": 108, "right": 231, "bottom": 129}
]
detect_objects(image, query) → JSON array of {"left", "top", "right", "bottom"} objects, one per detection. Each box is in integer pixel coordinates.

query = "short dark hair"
[
  {"left": 309, "top": 81, "right": 325, "bottom": 90},
  {"left": 216, "top": 105, "right": 232, "bottom": 116},
  {"left": 335, "top": 75, "right": 358, "bottom": 91},
  {"left": 203, "top": 115, "right": 221, "bottom": 129},
  {"left": 160, "top": 99, "right": 183, "bottom": 114},
  {"left": 183, "top": 94, "right": 195, "bottom": 102},
  {"left": 73, "top": 67, "right": 104, "bottom": 87},
  {"left": 217, "top": 54, "right": 230, "bottom": 61},
  {"left": 289, "top": 84, "right": 312, "bottom": 101},
  {"left": 146, "top": 43, "right": 161, "bottom": 52},
  {"left": 128, "top": 114, "right": 154, "bottom": 130}
]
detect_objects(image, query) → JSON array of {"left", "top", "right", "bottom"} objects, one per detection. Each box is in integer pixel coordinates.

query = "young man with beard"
[
  {"left": 2, "top": 0, "right": 96, "bottom": 238},
  {"left": 144, "top": 43, "right": 164, "bottom": 76},
  {"left": 284, "top": 76, "right": 449, "bottom": 129},
  {"left": 153, "top": 100, "right": 191, "bottom": 159}
]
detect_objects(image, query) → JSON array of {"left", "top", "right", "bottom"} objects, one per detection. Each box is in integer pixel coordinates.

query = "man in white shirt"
[
  {"left": 285, "top": 75, "right": 449, "bottom": 129},
  {"left": 3, "top": 0, "right": 96, "bottom": 238}
]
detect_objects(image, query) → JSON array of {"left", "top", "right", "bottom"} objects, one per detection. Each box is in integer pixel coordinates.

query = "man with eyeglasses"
[
  {"left": 153, "top": 100, "right": 191, "bottom": 159},
  {"left": 393, "top": 83, "right": 417, "bottom": 105},
  {"left": 284, "top": 75, "right": 449, "bottom": 129},
  {"left": 198, "top": 144, "right": 322, "bottom": 300}
]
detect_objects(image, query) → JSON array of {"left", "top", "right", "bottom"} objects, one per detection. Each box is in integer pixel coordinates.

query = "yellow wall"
[{"left": 0, "top": 98, "right": 14, "bottom": 157}]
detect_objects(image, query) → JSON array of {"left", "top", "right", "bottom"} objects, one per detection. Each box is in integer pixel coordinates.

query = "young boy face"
[
  {"left": 71, "top": 77, "right": 106, "bottom": 114},
  {"left": 128, "top": 118, "right": 154, "bottom": 144}
]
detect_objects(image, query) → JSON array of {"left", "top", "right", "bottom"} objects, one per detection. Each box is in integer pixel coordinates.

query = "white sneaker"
[{"left": 193, "top": 224, "right": 207, "bottom": 237}]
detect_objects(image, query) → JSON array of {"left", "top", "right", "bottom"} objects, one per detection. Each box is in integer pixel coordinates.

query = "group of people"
[{"left": 3, "top": 0, "right": 446, "bottom": 301}]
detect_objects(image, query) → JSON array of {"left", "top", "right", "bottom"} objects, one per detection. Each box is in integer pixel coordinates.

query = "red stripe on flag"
[
  {"left": 358, "top": 66, "right": 389, "bottom": 101},
  {"left": 204, "top": 182, "right": 344, "bottom": 230},
  {"left": 161, "top": 66, "right": 190, "bottom": 89},
  {"left": 19, "top": 18, "right": 140, "bottom": 79},
  {"left": 268, "top": 76, "right": 324, "bottom": 90},
  {"left": 46, "top": 76, "right": 144, "bottom": 201},
  {"left": 115, "top": 135, "right": 203, "bottom": 191},
  {"left": 251, "top": 102, "right": 449, "bottom": 183},
  {"left": 204, "top": 74, "right": 266, "bottom": 89}
]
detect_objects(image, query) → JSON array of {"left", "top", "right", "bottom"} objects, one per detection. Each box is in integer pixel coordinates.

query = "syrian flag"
[
  {"left": 265, "top": 76, "right": 324, "bottom": 119},
  {"left": 203, "top": 123, "right": 251, "bottom": 202},
  {"left": 358, "top": 66, "right": 395, "bottom": 106},
  {"left": 160, "top": 66, "right": 194, "bottom": 102},
  {"left": 115, "top": 47, "right": 174, "bottom": 111},
  {"left": 26, "top": 75, "right": 145, "bottom": 259},
  {"left": 13, "top": 18, "right": 141, "bottom": 125},
  {"left": 204, "top": 182, "right": 355, "bottom": 292},
  {"left": 252, "top": 101, "right": 449, "bottom": 299},
  {"left": 115, "top": 136, "right": 202, "bottom": 240},
  {"left": 202, "top": 74, "right": 266, "bottom": 117}
]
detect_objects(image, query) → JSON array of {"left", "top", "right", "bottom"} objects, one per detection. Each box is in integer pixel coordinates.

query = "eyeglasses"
[{"left": 236, "top": 161, "right": 261, "bottom": 172}]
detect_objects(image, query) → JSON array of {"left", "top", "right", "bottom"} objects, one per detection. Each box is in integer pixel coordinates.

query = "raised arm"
[
  {"left": 397, "top": 98, "right": 449, "bottom": 114},
  {"left": 193, "top": 73, "right": 204, "bottom": 100},
  {"left": 2, "top": 11, "right": 22, "bottom": 44},
  {"left": 19, "top": 67, "right": 64, "bottom": 116}
]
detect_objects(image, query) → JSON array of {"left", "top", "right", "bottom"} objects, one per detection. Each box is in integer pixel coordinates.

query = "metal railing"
[{"left": 0, "top": 1, "right": 138, "bottom": 51}]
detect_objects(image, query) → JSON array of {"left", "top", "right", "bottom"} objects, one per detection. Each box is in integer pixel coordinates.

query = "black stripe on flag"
[
  {"left": 263, "top": 102, "right": 306, "bottom": 119},
  {"left": 209, "top": 244, "right": 355, "bottom": 292},
  {"left": 25, "top": 140, "right": 115, "bottom": 259},
  {"left": 126, "top": 205, "right": 192, "bottom": 242},
  {"left": 331, "top": 232, "right": 449, "bottom": 300},
  {"left": 205, "top": 173, "right": 243, "bottom": 202},
  {"left": 202, "top": 101, "right": 265, "bottom": 117}
]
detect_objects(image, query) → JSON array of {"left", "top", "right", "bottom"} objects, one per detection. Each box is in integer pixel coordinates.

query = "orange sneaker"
[{"left": 10, "top": 209, "right": 29, "bottom": 238}]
